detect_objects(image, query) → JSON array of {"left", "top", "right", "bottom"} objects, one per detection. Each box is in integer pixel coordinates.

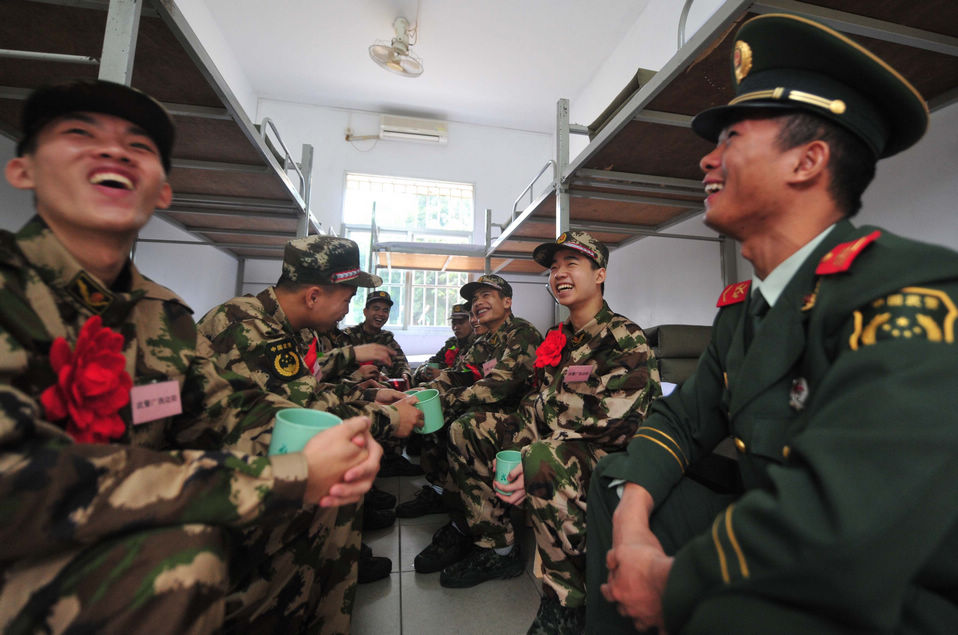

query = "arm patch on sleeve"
[
  {"left": 267, "top": 338, "right": 306, "bottom": 380},
  {"left": 849, "top": 287, "right": 956, "bottom": 349}
]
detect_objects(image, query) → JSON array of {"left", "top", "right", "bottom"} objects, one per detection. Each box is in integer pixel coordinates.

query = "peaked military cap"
[
  {"left": 280, "top": 235, "right": 382, "bottom": 287},
  {"left": 460, "top": 274, "right": 513, "bottom": 300},
  {"left": 17, "top": 79, "right": 176, "bottom": 172},
  {"left": 365, "top": 290, "right": 393, "bottom": 306},
  {"left": 691, "top": 13, "right": 928, "bottom": 158},
  {"left": 450, "top": 303, "right": 470, "bottom": 319},
  {"left": 533, "top": 231, "right": 609, "bottom": 269}
]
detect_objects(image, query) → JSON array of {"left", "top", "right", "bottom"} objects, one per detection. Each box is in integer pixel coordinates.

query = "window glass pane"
[{"left": 343, "top": 173, "right": 477, "bottom": 330}]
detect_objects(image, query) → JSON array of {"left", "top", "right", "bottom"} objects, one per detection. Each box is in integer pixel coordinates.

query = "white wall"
[
  {"left": 605, "top": 214, "right": 724, "bottom": 328},
  {"left": 859, "top": 103, "right": 958, "bottom": 249},
  {"left": 256, "top": 99, "right": 551, "bottom": 239},
  {"left": 134, "top": 217, "right": 239, "bottom": 318},
  {"left": 172, "top": 0, "right": 258, "bottom": 121}
]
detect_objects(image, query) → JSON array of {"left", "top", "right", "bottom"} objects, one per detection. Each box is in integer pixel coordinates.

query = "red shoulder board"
[
  {"left": 716, "top": 280, "right": 751, "bottom": 307},
  {"left": 816, "top": 230, "right": 881, "bottom": 275}
]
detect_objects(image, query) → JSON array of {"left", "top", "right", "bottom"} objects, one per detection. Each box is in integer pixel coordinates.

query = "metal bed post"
[
  {"left": 484, "top": 209, "right": 492, "bottom": 275},
  {"left": 719, "top": 236, "right": 740, "bottom": 288},
  {"left": 555, "top": 99, "right": 571, "bottom": 324},
  {"left": 235, "top": 258, "right": 246, "bottom": 298},
  {"left": 297, "top": 143, "right": 314, "bottom": 237},
  {"left": 555, "top": 98, "right": 571, "bottom": 240},
  {"left": 99, "top": 0, "right": 141, "bottom": 84}
]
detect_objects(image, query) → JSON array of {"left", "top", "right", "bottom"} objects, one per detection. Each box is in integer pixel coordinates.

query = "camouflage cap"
[
  {"left": 280, "top": 235, "right": 382, "bottom": 287},
  {"left": 460, "top": 274, "right": 513, "bottom": 300},
  {"left": 365, "top": 290, "right": 393, "bottom": 307},
  {"left": 17, "top": 79, "right": 175, "bottom": 172},
  {"left": 533, "top": 231, "right": 609, "bottom": 269},
  {"left": 691, "top": 14, "right": 928, "bottom": 158},
  {"left": 450, "top": 303, "right": 470, "bottom": 319}
]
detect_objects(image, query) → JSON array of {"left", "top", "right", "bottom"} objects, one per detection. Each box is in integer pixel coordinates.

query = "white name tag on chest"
[
  {"left": 130, "top": 380, "right": 183, "bottom": 424},
  {"left": 564, "top": 365, "right": 593, "bottom": 383},
  {"left": 482, "top": 359, "right": 497, "bottom": 376}
]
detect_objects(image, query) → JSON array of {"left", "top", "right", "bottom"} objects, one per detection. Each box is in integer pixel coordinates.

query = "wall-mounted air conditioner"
[{"left": 379, "top": 115, "right": 448, "bottom": 145}]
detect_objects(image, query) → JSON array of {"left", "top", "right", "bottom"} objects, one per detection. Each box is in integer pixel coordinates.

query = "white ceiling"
[{"left": 202, "top": 0, "right": 651, "bottom": 134}]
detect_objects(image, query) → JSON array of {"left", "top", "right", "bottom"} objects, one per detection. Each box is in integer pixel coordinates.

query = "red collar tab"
[
  {"left": 816, "top": 230, "right": 881, "bottom": 275},
  {"left": 716, "top": 280, "right": 751, "bottom": 307}
]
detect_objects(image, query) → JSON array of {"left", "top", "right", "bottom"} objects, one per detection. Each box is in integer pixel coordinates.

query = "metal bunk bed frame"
[
  {"left": 487, "top": 0, "right": 958, "bottom": 286},
  {"left": 0, "top": 0, "right": 320, "bottom": 296},
  {"left": 365, "top": 0, "right": 957, "bottom": 289}
]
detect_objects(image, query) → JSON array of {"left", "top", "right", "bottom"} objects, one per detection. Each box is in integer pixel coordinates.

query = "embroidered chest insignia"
[
  {"left": 816, "top": 230, "right": 881, "bottom": 275},
  {"left": 267, "top": 338, "right": 304, "bottom": 380},
  {"left": 717, "top": 280, "right": 751, "bottom": 307},
  {"left": 850, "top": 286, "right": 957, "bottom": 349},
  {"left": 789, "top": 377, "right": 809, "bottom": 411},
  {"left": 68, "top": 271, "right": 114, "bottom": 313}
]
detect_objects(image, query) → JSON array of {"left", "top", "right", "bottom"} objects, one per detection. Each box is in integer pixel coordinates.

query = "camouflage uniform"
[
  {"left": 342, "top": 324, "right": 411, "bottom": 383},
  {"left": 197, "top": 286, "right": 404, "bottom": 634},
  {"left": 197, "top": 287, "right": 400, "bottom": 440},
  {"left": 435, "top": 313, "right": 543, "bottom": 548},
  {"left": 0, "top": 217, "right": 312, "bottom": 633},
  {"left": 411, "top": 333, "right": 475, "bottom": 385},
  {"left": 520, "top": 302, "right": 660, "bottom": 608},
  {"left": 312, "top": 326, "right": 358, "bottom": 383}
]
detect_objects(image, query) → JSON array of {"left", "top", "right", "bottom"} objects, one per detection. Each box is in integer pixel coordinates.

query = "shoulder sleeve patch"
[
  {"left": 267, "top": 337, "right": 306, "bottom": 380},
  {"left": 717, "top": 281, "right": 751, "bottom": 307},
  {"left": 816, "top": 230, "right": 881, "bottom": 275},
  {"left": 849, "top": 286, "right": 956, "bottom": 350}
]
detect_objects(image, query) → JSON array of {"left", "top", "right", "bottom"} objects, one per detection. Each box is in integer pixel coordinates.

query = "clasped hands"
[
  {"left": 302, "top": 416, "right": 382, "bottom": 508},
  {"left": 601, "top": 483, "right": 674, "bottom": 633}
]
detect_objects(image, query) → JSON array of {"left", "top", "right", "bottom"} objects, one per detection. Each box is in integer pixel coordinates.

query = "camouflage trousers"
[
  {"left": 226, "top": 503, "right": 360, "bottom": 634},
  {"left": 523, "top": 436, "right": 608, "bottom": 609},
  {"left": 418, "top": 423, "right": 453, "bottom": 491},
  {"left": 447, "top": 409, "right": 527, "bottom": 549},
  {"left": 0, "top": 505, "right": 360, "bottom": 635}
]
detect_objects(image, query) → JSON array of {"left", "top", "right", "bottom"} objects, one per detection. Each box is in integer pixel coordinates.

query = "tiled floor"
[{"left": 353, "top": 472, "right": 542, "bottom": 635}]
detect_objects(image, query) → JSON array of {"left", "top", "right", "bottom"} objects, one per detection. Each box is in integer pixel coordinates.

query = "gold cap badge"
[{"left": 733, "top": 40, "right": 753, "bottom": 84}]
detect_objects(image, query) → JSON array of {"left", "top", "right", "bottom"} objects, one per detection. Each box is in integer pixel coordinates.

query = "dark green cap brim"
[{"left": 691, "top": 14, "right": 928, "bottom": 158}]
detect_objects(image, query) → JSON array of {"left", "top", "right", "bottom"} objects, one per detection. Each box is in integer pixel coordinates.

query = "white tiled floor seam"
[{"left": 352, "top": 470, "right": 542, "bottom": 634}]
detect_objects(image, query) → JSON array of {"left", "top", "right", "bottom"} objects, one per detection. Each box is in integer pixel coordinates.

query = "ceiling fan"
[{"left": 369, "top": 16, "right": 423, "bottom": 78}]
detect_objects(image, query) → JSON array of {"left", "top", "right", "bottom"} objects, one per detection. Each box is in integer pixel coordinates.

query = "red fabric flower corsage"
[
  {"left": 534, "top": 326, "right": 566, "bottom": 369},
  {"left": 40, "top": 315, "right": 132, "bottom": 444},
  {"left": 443, "top": 346, "right": 458, "bottom": 366},
  {"left": 304, "top": 338, "right": 318, "bottom": 373},
  {"left": 465, "top": 363, "right": 483, "bottom": 380}
]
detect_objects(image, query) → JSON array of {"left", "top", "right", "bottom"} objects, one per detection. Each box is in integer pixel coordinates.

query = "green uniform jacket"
[
  {"left": 197, "top": 287, "right": 400, "bottom": 437},
  {"left": 429, "top": 314, "right": 543, "bottom": 418},
  {"left": 600, "top": 220, "right": 958, "bottom": 632},
  {"left": 0, "top": 217, "right": 307, "bottom": 565},
  {"left": 411, "top": 334, "right": 475, "bottom": 385},
  {"left": 342, "top": 324, "right": 411, "bottom": 382},
  {"left": 526, "top": 302, "right": 660, "bottom": 449}
]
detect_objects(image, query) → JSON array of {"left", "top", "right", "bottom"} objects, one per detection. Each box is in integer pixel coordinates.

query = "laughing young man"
[
  {"left": 492, "top": 232, "right": 661, "bottom": 633},
  {"left": 0, "top": 80, "right": 381, "bottom": 633},
  {"left": 411, "top": 275, "right": 543, "bottom": 586},
  {"left": 587, "top": 15, "right": 958, "bottom": 634}
]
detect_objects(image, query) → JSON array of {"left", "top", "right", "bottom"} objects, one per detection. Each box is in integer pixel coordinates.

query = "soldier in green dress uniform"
[{"left": 586, "top": 14, "right": 958, "bottom": 634}]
